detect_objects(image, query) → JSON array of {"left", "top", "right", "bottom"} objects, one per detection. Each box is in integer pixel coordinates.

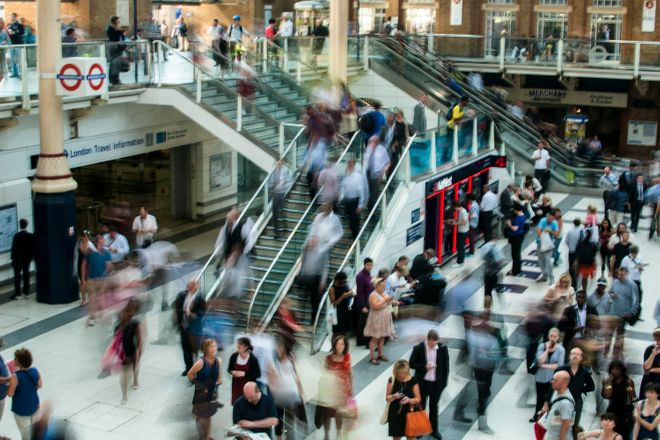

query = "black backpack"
[
  {"left": 359, "top": 111, "right": 376, "bottom": 134},
  {"left": 576, "top": 238, "right": 596, "bottom": 265},
  {"left": 445, "top": 103, "right": 458, "bottom": 121}
]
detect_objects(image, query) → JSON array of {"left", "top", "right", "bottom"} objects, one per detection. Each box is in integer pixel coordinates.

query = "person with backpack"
[
  {"left": 227, "top": 16, "right": 249, "bottom": 61},
  {"left": 447, "top": 96, "right": 469, "bottom": 131},
  {"left": 575, "top": 229, "right": 598, "bottom": 292},
  {"left": 536, "top": 370, "right": 575, "bottom": 440}
]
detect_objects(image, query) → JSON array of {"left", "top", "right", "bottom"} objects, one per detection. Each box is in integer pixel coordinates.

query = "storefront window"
[
  {"left": 537, "top": 12, "right": 568, "bottom": 39},
  {"left": 487, "top": 0, "right": 516, "bottom": 4},
  {"left": 358, "top": 7, "right": 386, "bottom": 34},
  {"left": 539, "top": 0, "right": 567, "bottom": 4},
  {"left": 406, "top": 8, "right": 436, "bottom": 34},
  {"left": 590, "top": 13, "right": 623, "bottom": 62},
  {"left": 485, "top": 11, "right": 516, "bottom": 57}
]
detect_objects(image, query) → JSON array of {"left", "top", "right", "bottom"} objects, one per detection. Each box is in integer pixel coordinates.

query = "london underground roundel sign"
[
  {"left": 87, "top": 63, "right": 106, "bottom": 91},
  {"left": 56, "top": 63, "right": 84, "bottom": 92}
]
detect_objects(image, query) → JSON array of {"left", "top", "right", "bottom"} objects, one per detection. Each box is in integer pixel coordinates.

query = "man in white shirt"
[
  {"left": 599, "top": 166, "right": 618, "bottom": 219},
  {"left": 268, "top": 160, "right": 293, "bottom": 238},
  {"left": 316, "top": 157, "right": 340, "bottom": 209},
  {"left": 132, "top": 207, "right": 158, "bottom": 248},
  {"left": 620, "top": 245, "right": 645, "bottom": 297},
  {"left": 341, "top": 157, "right": 369, "bottom": 239},
  {"left": 277, "top": 15, "right": 294, "bottom": 38},
  {"left": 103, "top": 225, "right": 130, "bottom": 263},
  {"left": 300, "top": 203, "right": 343, "bottom": 320},
  {"left": 451, "top": 201, "right": 470, "bottom": 267},
  {"left": 532, "top": 140, "right": 551, "bottom": 193},
  {"left": 208, "top": 19, "right": 225, "bottom": 66},
  {"left": 564, "top": 218, "right": 583, "bottom": 289},
  {"left": 364, "top": 135, "right": 391, "bottom": 211},
  {"left": 479, "top": 185, "right": 498, "bottom": 243}
]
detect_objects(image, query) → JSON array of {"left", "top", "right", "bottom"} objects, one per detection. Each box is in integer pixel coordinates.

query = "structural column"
[
  {"left": 32, "top": 0, "right": 79, "bottom": 304},
  {"left": 329, "top": 0, "right": 348, "bottom": 84}
]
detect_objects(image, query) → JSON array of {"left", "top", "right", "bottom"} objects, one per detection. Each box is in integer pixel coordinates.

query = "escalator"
[{"left": 369, "top": 38, "right": 616, "bottom": 187}]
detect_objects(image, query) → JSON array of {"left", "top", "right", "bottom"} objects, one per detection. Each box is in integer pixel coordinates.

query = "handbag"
[
  {"left": 327, "top": 306, "right": 338, "bottom": 326},
  {"left": 528, "top": 359, "right": 540, "bottom": 375},
  {"left": 100, "top": 330, "right": 125, "bottom": 372},
  {"left": 379, "top": 402, "right": 390, "bottom": 425},
  {"left": 338, "top": 397, "right": 358, "bottom": 419},
  {"left": 539, "top": 231, "right": 554, "bottom": 252},
  {"left": 404, "top": 404, "right": 433, "bottom": 437}
]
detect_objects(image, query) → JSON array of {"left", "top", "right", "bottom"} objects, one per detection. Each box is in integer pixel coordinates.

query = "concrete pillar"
[
  {"left": 32, "top": 0, "right": 79, "bottom": 304},
  {"left": 329, "top": 0, "right": 348, "bottom": 84}
]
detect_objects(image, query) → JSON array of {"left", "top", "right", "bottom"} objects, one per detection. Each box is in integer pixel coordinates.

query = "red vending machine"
[{"left": 424, "top": 155, "right": 506, "bottom": 265}]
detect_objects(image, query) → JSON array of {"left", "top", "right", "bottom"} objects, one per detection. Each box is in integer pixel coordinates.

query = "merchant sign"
[{"left": 508, "top": 88, "right": 628, "bottom": 108}]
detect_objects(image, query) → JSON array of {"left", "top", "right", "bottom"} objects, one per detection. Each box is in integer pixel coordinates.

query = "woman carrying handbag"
[{"left": 385, "top": 360, "right": 430, "bottom": 439}]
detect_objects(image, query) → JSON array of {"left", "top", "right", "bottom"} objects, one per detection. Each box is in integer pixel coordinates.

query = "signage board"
[
  {"left": 411, "top": 208, "right": 420, "bottom": 224},
  {"left": 507, "top": 88, "right": 628, "bottom": 108},
  {"left": 450, "top": 0, "right": 463, "bottom": 26},
  {"left": 643, "top": 0, "right": 657, "bottom": 32},
  {"left": 0, "top": 205, "right": 17, "bottom": 253},
  {"left": 55, "top": 58, "right": 108, "bottom": 97},
  {"left": 210, "top": 153, "right": 233, "bottom": 190},
  {"left": 406, "top": 222, "right": 424, "bottom": 247},
  {"left": 425, "top": 154, "right": 506, "bottom": 196},
  {"left": 627, "top": 120, "right": 658, "bottom": 146}
]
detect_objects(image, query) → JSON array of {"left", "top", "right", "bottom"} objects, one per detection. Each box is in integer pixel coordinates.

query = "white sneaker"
[{"left": 451, "top": 263, "right": 464, "bottom": 268}]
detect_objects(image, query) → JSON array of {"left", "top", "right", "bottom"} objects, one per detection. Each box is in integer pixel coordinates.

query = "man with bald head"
[
  {"left": 542, "top": 370, "right": 575, "bottom": 440},
  {"left": 232, "top": 381, "right": 278, "bottom": 438}
]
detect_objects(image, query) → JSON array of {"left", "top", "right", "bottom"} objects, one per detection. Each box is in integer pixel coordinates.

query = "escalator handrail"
[
  {"left": 191, "top": 39, "right": 310, "bottom": 119},
  {"left": 247, "top": 130, "right": 363, "bottom": 332},
  {"left": 370, "top": 39, "right": 606, "bottom": 176},
  {"left": 194, "top": 125, "right": 307, "bottom": 287},
  {"left": 309, "top": 131, "right": 419, "bottom": 354},
  {"left": 390, "top": 36, "right": 639, "bottom": 170}
]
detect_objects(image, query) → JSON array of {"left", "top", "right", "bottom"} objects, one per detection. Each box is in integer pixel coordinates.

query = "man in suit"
[
  {"left": 174, "top": 279, "right": 207, "bottom": 375},
  {"left": 409, "top": 330, "right": 449, "bottom": 439},
  {"left": 412, "top": 93, "right": 428, "bottom": 135},
  {"left": 10, "top": 218, "right": 34, "bottom": 299},
  {"left": 558, "top": 289, "right": 597, "bottom": 351},
  {"left": 629, "top": 174, "right": 647, "bottom": 233}
]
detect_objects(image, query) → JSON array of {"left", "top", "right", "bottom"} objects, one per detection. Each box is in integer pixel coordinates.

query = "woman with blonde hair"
[
  {"left": 364, "top": 278, "right": 395, "bottom": 365},
  {"left": 543, "top": 273, "right": 575, "bottom": 323},
  {"left": 385, "top": 360, "right": 421, "bottom": 440}
]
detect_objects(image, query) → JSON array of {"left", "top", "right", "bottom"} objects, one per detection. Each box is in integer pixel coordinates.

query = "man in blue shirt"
[
  {"left": 536, "top": 211, "right": 559, "bottom": 285},
  {"left": 232, "top": 382, "right": 278, "bottom": 438},
  {"left": 84, "top": 235, "right": 113, "bottom": 326}
]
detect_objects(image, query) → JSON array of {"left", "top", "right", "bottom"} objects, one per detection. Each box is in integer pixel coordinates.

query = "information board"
[{"left": 0, "top": 205, "right": 18, "bottom": 253}]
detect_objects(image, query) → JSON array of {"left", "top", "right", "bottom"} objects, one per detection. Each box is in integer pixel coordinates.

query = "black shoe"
[
  {"left": 529, "top": 415, "right": 538, "bottom": 423},
  {"left": 181, "top": 370, "right": 188, "bottom": 376},
  {"left": 453, "top": 413, "right": 473, "bottom": 423},
  {"left": 431, "top": 432, "right": 442, "bottom": 439},
  {"left": 10, "top": 295, "right": 18, "bottom": 300}
]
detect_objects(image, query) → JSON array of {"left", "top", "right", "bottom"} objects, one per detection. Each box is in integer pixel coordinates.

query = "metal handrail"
[
  {"left": 246, "top": 129, "right": 362, "bottom": 331},
  {"left": 153, "top": 41, "right": 286, "bottom": 135},
  {"left": 371, "top": 39, "right": 622, "bottom": 175},
  {"left": 309, "top": 132, "right": 419, "bottom": 353},
  {"left": 246, "top": 187, "right": 323, "bottom": 330},
  {"left": 191, "top": 39, "right": 309, "bottom": 117},
  {"left": 193, "top": 125, "right": 307, "bottom": 286}
]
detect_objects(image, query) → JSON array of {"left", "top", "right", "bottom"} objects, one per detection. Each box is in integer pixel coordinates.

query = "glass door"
[
  {"left": 406, "top": 8, "right": 436, "bottom": 34},
  {"left": 485, "top": 11, "right": 516, "bottom": 58},
  {"left": 590, "top": 13, "right": 622, "bottom": 62}
]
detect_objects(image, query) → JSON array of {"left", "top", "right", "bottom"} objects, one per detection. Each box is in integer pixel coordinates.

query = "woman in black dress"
[
  {"left": 641, "top": 329, "right": 660, "bottom": 393},
  {"left": 385, "top": 359, "right": 421, "bottom": 440},
  {"left": 187, "top": 338, "right": 222, "bottom": 440},
  {"left": 117, "top": 299, "right": 143, "bottom": 405},
  {"left": 603, "top": 359, "right": 636, "bottom": 440},
  {"left": 329, "top": 272, "right": 354, "bottom": 335}
]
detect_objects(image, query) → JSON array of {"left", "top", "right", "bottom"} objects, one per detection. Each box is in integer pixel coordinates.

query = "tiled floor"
[{"left": 0, "top": 192, "right": 655, "bottom": 439}]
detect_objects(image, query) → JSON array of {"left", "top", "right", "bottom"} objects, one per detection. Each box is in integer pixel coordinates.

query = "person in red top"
[
  {"left": 317, "top": 335, "right": 354, "bottom": 440},
  {"left": 264, "top": 18, "right": 277, "bottom": 40},
  {"left": 227, "top": 337, "right": 261, "bottom": 404}
]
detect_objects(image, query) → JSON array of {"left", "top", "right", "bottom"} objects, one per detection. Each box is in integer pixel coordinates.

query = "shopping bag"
[
  {"left": 100, "top": 330, "right": 125, "bottom": 371},
  {"left": 539, "top": 231, "right": 554, "bottom": 252},
  {"left": 404, "top": 404, "right": 433, "bottom": 437}
]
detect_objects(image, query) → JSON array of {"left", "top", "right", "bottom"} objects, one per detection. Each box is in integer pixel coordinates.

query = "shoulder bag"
[
  {"left": 405, "top": 404, "right": 433, "bottom": 437},
  {"left": 539, "top": 231, "right": 554, "bottom": 252}
]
